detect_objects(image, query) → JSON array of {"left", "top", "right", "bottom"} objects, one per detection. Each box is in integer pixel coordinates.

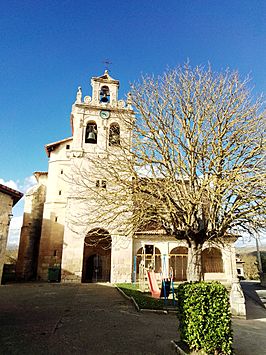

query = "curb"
[
  {"left": 171, "top": 340, "right": 188, "bottom": 355},
  {"left": 116, "top": 286, "right": 176, "bottom": 314},
  {"left": 171, "top": 340, "right": 208, "bottom": 354},
  {"left": 131, "top": 296, "right": 140, "bottom": 311},
  {"left": 116, "top": 286, "right": 140, "bottom": 311},
  {"left": 116, "top": 286, "right": 131, "bottom": 300}
]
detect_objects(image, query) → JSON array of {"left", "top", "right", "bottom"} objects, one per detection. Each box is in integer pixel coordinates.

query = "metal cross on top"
[{"left": 102, "top": 59, "right": 112, "bottom": 72}]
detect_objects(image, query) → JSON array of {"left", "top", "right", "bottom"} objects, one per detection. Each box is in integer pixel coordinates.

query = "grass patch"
[{"left": 116, "top": 283, "right": 178, "bottom": 310}]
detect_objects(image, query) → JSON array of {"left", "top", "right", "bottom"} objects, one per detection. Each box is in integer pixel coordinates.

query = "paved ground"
[
  {"left": 240, "top": 280, "right": 266, "bottom": 310},
  {"left": 0, "top": 283, "right": 177, "bottom": 355},
  {"left": 1, "top": 282, "right": 266, "bottom": 355},
  {"left": 233, "top": 281, "right": 266, "bottom": 355}
]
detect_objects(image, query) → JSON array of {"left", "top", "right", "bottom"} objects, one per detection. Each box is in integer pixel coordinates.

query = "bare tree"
[{"left": 68, "top": 64, "right": 266, "bottom": 282}]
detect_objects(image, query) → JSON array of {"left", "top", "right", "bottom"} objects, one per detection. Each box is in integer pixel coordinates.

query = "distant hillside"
[
  {"left": 236, "top": 245, "right": 266, "bottom": 255},
  {"left": 236, "top": 245, "right": 266, "bottom": 278}
]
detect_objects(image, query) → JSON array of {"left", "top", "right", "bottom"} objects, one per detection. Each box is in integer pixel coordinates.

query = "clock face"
[{"left": 100, "top": 110, "right": 110, "bottom": 119}]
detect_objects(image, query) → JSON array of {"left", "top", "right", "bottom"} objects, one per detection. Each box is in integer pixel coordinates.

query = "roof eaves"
[
  {"left": 45, "top": 137, "right": 73, "bottom": 157},
  {"left": 0, "top": 184, "right": 23, "bottom": 206}
]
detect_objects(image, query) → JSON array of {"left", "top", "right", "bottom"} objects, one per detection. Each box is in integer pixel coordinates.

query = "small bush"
[{"left": 176, "top": 281, "right": 233, "bottom": 354}]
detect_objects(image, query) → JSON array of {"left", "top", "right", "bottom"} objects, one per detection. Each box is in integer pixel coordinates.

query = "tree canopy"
[{"left": 69, "top": 64, "right": 266, "bottom": 281}]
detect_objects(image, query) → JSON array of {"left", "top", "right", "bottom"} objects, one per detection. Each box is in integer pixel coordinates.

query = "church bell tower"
[
  {"left": 69, "top": 70, "right": 133, "bottom": 157},
  {"left": 61, "top": 70, "right": 135, "bottom": 284}
]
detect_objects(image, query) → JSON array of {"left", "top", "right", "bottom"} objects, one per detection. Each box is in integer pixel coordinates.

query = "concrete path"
[
  {"left": 240, "top": 280, "right": 266, "bottom": 309},
  {"left": 0, "top": 283, "right": 177, "bottom": 355},
  {"left": 1, "top": 282, "right": 266, "bottom": 355},
  {"left": 233, "top": 281, "right": 266, "bottom": 355},
  {"left": 233, "top": 297, "right": 266, "bottom": 355}
]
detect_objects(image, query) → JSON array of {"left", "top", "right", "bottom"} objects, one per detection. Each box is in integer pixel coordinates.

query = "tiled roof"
[
  {"left": 45, "top": 137, "right": 73, "bottom": 157},
  {"left": 0, "top": 184, "right": 23, "bottom": 205}
]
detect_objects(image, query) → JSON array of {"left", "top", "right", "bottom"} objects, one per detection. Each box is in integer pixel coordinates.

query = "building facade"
[
  {"left": 0, "top": 184, "right": 23, "bottom": 283},
  {"left": 17, "top": 71, "right": 239, "bottom": 285}
]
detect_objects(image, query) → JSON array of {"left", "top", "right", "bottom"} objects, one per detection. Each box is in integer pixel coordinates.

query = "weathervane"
[{"left": 102, "top": 59, "right": 112, "bottom": 72}]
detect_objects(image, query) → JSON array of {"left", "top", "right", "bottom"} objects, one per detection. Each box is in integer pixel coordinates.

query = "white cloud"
[
  {"left": 19, "top": 175, "right": 37, "bottom": 193},
  {"left": 235, "top": 231, "right": 266, "bottom": 248},
  {"left": 0, "top": 178, "right": 18, "bottom": 190},
  {"left": 7, "top": 216, "right": 23, "bottom": 248},
  {"left": 9, "top": 215, "right": 23, "bottom": 230},
  {"left": 0, "top": 175, "right": 37, "bottom": 194}
]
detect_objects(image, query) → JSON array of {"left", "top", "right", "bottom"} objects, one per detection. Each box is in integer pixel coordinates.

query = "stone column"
[{"left": 230, "top": 278, "right": 246, "bottom": 318}]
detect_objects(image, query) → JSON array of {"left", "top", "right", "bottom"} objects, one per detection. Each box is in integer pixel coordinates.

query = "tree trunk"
[{"left": 187, "top": 241, "right": 203, "bottom": 282}]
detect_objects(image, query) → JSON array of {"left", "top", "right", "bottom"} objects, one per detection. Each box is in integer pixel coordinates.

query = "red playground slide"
[{"left": 147, "top": 271, "right": 160, "bottom": 298}]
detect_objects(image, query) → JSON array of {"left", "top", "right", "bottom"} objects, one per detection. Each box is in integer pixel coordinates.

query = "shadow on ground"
[
  {"left": 241, "top": 281, "right": 266, "bottom": 320},
  {"left": 0, "top": 283, "right": 178, "bottom": 355}
]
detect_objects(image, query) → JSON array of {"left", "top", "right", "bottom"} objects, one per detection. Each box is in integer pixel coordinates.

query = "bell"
[
  {"left": 100, "top": 93, "right": 109, "bottom": 103},
  {"left": 87, "top": 131, "right": 96, "bottom": 141},
  {"left": 112, "top": 134, "right": 120, "bottom": 143}
]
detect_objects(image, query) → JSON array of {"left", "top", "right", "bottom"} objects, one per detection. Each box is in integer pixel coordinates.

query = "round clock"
[{"left": 100, "top": 110, "right": 110, "bottom": 119}]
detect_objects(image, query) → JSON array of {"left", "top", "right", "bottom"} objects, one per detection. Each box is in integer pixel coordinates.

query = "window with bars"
[
  {"left": 96, "top": 179, "right": 107, "bottom": 189},
  {"left": 109, "top": 123, "right": 120, "bottom": 146}
]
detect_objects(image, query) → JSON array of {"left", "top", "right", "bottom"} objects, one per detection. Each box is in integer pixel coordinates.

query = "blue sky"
[{"left": 1, "top": 0, "right": 265, "bottom": 246}]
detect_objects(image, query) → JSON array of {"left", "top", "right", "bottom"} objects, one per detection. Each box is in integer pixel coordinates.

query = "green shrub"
[{"left": 176, "top": 282, "right": 233, "bottom": 354}]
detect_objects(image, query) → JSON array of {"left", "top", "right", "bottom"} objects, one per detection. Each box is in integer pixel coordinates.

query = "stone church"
[{"left": 16, "top": 71, "right": 238, "bottom": 285}]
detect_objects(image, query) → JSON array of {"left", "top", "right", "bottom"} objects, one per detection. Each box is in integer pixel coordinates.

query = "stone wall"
[
  {"left": 37, "top": 208, "right": 65, "bottom": 281},
  {"left": 0, "top": 192, "right": 13, "bottom": 283},
  {"left": 16, "top": 184, "right": 46, "bottom": 280}
]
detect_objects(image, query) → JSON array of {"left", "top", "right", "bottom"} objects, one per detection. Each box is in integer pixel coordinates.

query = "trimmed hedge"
[{"left": 176, "top": 282, "right": 233, "bottom": 354}]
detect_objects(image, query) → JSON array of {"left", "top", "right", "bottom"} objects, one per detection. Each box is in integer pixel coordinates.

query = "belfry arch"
[
  {"left": 82, "top": 228, "right": 111, "bottom": 283},
  {"left": 85, "top": 121, "right": 97, "bottom": 144}
]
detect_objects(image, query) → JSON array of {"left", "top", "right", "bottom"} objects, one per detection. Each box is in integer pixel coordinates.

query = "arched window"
[
  {"left": 85, "top": 122, "right": 97, "bottom": 144},
  {"left": 135, "top": 246, "right": 161, "bottom": 276},
  {"left": 170, "top": 247, "right": 188, "bottom": 281},
  {"left": 100, "top": 85, "right": 110, "bottom": 103},
  {"left": 109, "top": 123, "right": 120, "bottom": 146},
  {"left": 202, "top": 247, "right": 223, "bottom": 273}
]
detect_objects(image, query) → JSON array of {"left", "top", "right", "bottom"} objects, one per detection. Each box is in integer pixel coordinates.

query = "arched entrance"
[
  {"left": 135, "top": 246, "right": 161, "bottom": 280},
  {"left": 170, "top": 246, "right": 188, "bottom": 281},
  {"left": 82, "top": 228, "right": 111, "bottom": 283},
  {"left": 202, "top": 247, "right": 223, "bottom": 273}
]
